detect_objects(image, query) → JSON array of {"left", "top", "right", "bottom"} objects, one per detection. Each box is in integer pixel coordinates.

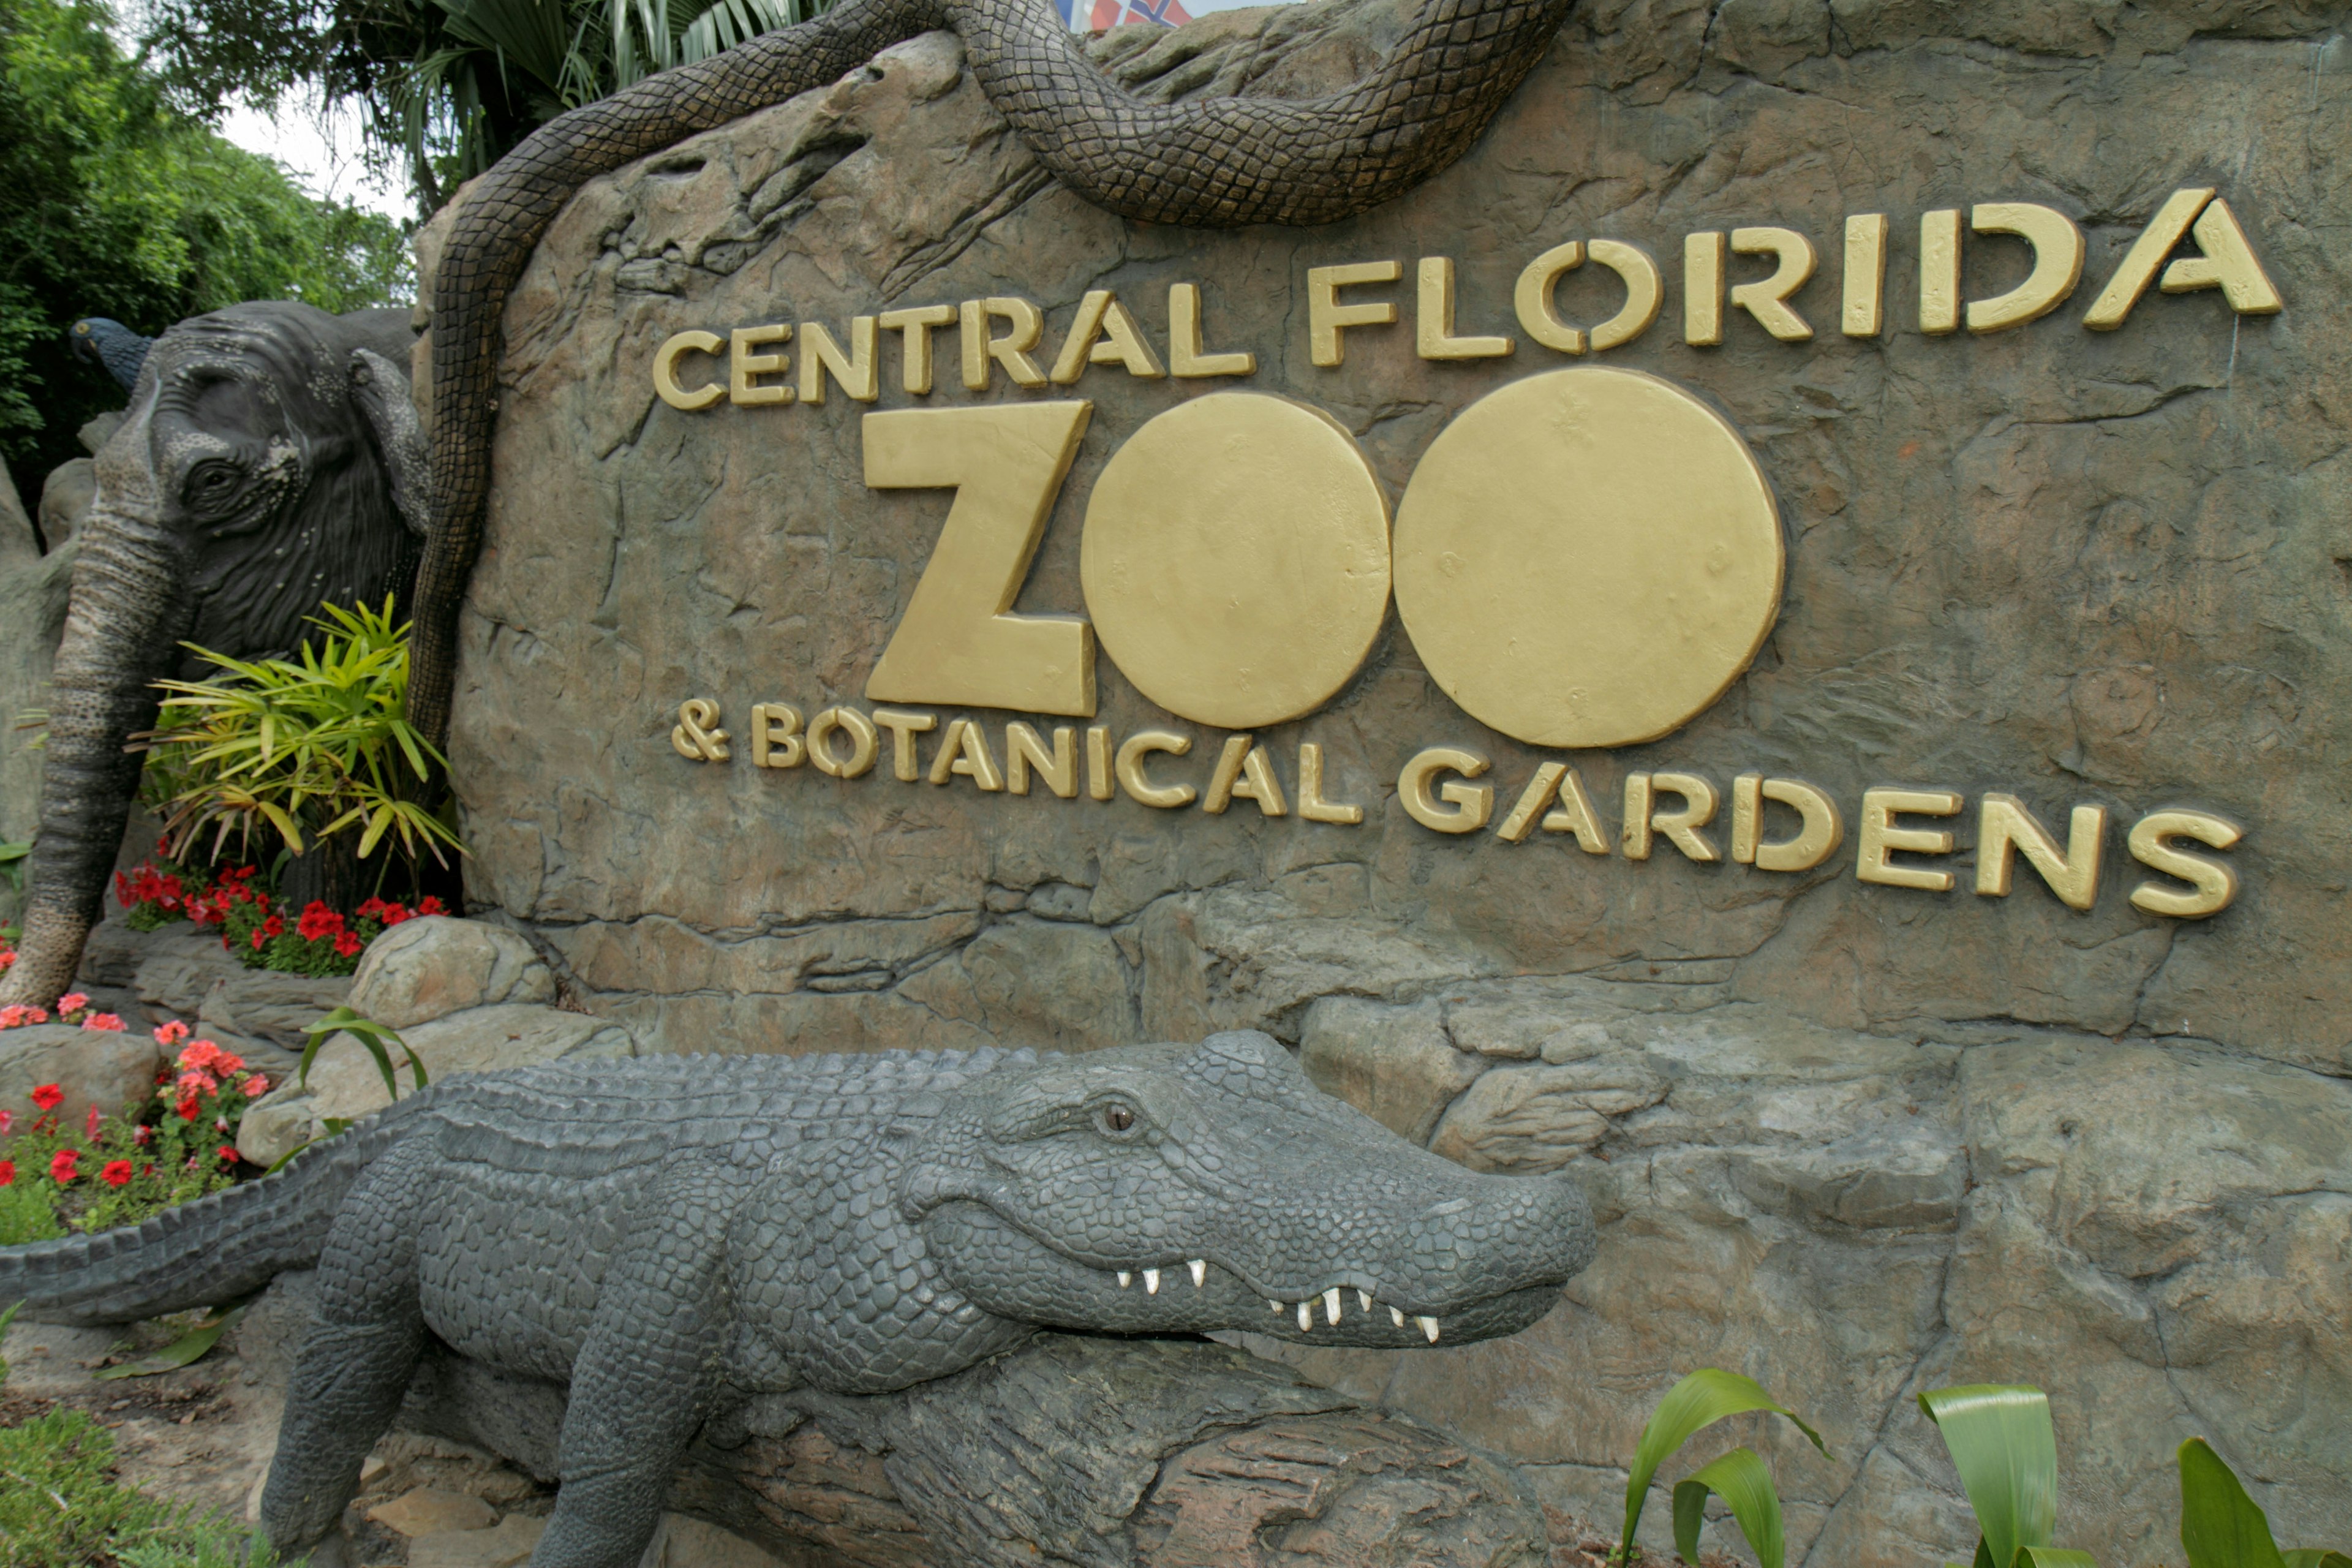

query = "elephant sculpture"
[{"left": 0, "top": 301, "right": 429, "bottom": 1008}]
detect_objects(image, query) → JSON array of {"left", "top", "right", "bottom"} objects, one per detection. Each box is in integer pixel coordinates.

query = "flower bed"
[
  {"left": 0, "top": 1014, "right": 270, "bottom": 1245},
  {"left": 115, "top": 859, "right": 443, "bottom": 978}
]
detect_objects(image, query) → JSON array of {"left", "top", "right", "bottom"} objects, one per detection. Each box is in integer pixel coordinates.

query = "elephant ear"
[{"left": 350, "top": 347, "right": 430, "bottom": 538}]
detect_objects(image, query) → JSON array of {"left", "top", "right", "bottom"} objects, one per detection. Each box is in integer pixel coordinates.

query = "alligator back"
[{"left": 0, "top": 1048, "right": 1028, "bottom": 1326}]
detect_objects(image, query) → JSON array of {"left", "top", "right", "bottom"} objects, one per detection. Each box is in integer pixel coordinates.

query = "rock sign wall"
[{"left": 431, "top": 1, "right": 2352, "bottom": 1561}]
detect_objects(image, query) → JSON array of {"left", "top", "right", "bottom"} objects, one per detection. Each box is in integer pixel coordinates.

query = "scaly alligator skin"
[
  {"left": 406, "top": 0, "right": 1580, "bottom": 748},
  {"left": 0, "top": 1031, "right": 1594, "bottom": 1568}
]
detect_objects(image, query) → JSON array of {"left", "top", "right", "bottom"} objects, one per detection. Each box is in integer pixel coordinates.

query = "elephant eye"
[{"left": 184, "top": 462, "right": 241, "bottom": 506}]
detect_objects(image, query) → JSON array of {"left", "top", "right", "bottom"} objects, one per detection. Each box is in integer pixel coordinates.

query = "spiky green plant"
[
  {"left": 1613, "top": 1369, "right": 1827, "bottom": 1568},
  {"left": 139, "top": 597, "right": 461, "bottom": 878}
]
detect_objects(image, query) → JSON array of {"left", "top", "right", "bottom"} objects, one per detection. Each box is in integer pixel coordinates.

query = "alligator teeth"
[
  {"left": 1144, "top": 1268, "right": 1161, "bottom": 1295},
  {"left": 1295, "top": 1300, "right": 1313, "bottom": 1332},
  {"left": 1417, "top": 1315, "right": 1441, "bottom": 1343},
  {"left": 1188, "top": 1259, "right": 1207, "bottom": 1287},
  {"left": 1389, "top": 1306, "right": 1406, "bottom": 1329},
  {"left": 1357, "top": 1289, "right": 1373, "bottom": 1313},
  {"left": 1117, "top": 1272, "right": 1131, "bottom": 1288},
  {"left": 1323, "top": 1287, "right": 1343, "bottom": 1325},
  {"left": 1269, "top": 1299, "right": 1284, "bottom": 1313}
]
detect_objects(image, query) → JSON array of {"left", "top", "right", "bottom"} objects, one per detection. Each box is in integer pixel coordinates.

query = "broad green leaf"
[
  {"left": 2018, "top": 1551, "right": 2098, "bottom": 1568},
  {"left": 1919, "top": 1385, "right": 2060, "bottom": 1568},
  {"left": 93, "top": 1303, "right": 247, "bottom": 1380},
  {"left": 1619, "top": 1370, "right": 1826, "bottom": 1564},
  {"left": 1673, "top": 1446, "right": 1784, "bottom": 1568},
  {"left": 2180, "top": 1438, "right": 2285, "bottom": 1568},
  {"left": 302, "top": 1006, "right": 425, "bottom": 1098},
  {"left": 2282, "top": 1553, "right": 2352, "bottom": 1568}
]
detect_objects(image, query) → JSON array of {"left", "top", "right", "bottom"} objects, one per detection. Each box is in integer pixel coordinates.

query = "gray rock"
[
  {"left": 135, "top": 939, "right": 350, "bottom": 1050},
  {"left": 1298, "top": 996, "right": 1480, "bottom": 1144},
  {"left": 0, "top": 452, "right": 33, "bottom": 564},
  {"left": 345, "top": 916, "right": 555, "bottom": 1030},
  {"left": 77, "top": 412, "right": 123, "bottom": 455},
  {"left": 1428, "top": 1058, "right": 1670, "bottom": 1174},
  {"left": 0, "top": 1022, "right": 160, "bottom": 1139}
]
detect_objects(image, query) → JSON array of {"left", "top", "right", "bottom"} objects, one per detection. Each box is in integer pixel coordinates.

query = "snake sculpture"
[{"left": 404, "top": 0, "right": 1577, "bottom": 748}]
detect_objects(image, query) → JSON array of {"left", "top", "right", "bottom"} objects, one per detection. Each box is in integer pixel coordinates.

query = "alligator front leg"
[
  {"left": 262, "top": 1139, "right": 437, "bottom": 1553},
  {"left": 532, "top": 1167, "right": 740, "bottom": 1568}
]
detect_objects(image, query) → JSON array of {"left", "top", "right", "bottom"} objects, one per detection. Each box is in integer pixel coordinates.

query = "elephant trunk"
[{"left": 0, "top": 501, "right": 189, "bottom": 1008}]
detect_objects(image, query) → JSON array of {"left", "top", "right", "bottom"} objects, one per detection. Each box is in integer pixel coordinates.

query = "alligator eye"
[{"left": 1099, "top": 1102, "right": 1136, "bottom": 1134}]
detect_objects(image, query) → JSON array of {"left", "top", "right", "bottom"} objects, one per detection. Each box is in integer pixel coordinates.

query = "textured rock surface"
[
  {"left": 345, "top": 915, "right": 556, "bottom": 1028},
  {"left": 0, "top": 1022, "right": 159, "bottom": 1136},
  {"left": 123, "top": 924, "right": 351, "bottom": 1050},
  {"left": 400, "top": 1329, "right": 1551, "bottom": 1567},
  {"left": 440, "top": 0, "right": 2352, "bottom": 1561}
]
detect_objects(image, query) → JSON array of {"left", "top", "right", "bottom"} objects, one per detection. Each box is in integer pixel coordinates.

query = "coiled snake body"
[{"left": 410, "top": 0, "right": 1575, "bottom": 747}]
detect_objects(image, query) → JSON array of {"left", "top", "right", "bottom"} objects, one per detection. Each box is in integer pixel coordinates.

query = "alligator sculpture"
[{"left": 0, "top": 1031, "right": 1595, "bottom": 1567}]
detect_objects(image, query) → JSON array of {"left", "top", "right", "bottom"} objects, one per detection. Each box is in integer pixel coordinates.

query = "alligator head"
[{"left": 902, "top": 1030, "right": 1595, "bottom": 1349}]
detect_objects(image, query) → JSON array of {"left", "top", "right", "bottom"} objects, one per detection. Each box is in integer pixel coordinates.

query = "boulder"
[
  {"left": 238, "top": 1003, "right": 637, "bottom": 1165},
  {"left": 345, "top": 916, "right": 556, "bottom": 1030},
  {"left": 133, "top": 935, "right": 349, "bottom": 1051},
  {"left": 1297, "top": 997, "right": 1479, "bottom": 1145},
  {"left": 0, "top": 1023, "right": 160, "bottom": 1138}
]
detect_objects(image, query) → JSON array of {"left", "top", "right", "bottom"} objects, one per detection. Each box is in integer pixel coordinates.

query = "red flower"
[
  {"left": 176, "top": 1094, "right": 200, "bottom": 1121},
  {"left": 297, "top": 902, "right": 343, "bottom": 942},
  {"left": 333, "top": 928, "right": 364, "bottom": 957},
  {"left": 85, "top": 1104, "right": 101, "bottom": 1141},
  {"left": 49, "top": 1148, "right": 79, "bottom": 1183},
  {"left": 0, "top": 1159, "right": 13, "bottom": 1186},
  {"left": 100, "top": 1159, "right": 133, "bottom": 1188},
  {"left": 82, "top": 1012, "right": 126, "bottom": 1031},
  {"left": 417, "top": 895, "right": 448, "bottom": 917},
  {"left": 380, "top": 905, "right": 410, "bottom": 925},
  {"left": 31, "top": 1083, "right": 63, "bottom": 1111},
  {"left": 217, "top": 1144, "right": 240, "bottom": 1164},
  {"left": 356, "top": 895, "right": 388, "bottom": 919},
  {"left": 250, "top": 928, "right": 268, "bottom": 951}
]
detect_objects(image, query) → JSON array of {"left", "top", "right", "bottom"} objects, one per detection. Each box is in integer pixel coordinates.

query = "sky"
[{"left": 213, "top": 0, "right": 1298, "bottom": 222}]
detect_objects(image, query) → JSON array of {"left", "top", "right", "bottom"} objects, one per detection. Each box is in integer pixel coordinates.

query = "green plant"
[
  {"left": 142, "top": 598, "right": 462, "bottom": 881},
  {"left": 1613, "top": 1369, "right": 1826, "bottom": 1568},
  {"left": 93, "top": 1300, "right": 249, "bottom": 1382},
  {"left": 0, "top": 1406, "right": 284, "bottom": 1567},
  {"left": 1918, "top": 1385, "right": 2095, "bottom": 1568},
  {"left": 0, "top": 1297, "right": 21, "bottom": 1381},
  {"left": 0, "top": 1176, "right": 64, "bottom": 1245},
  {"left": 2177, "top": 1438, "right": 2350, "bottom": 1568},
  {"left": 0, "top": 839, "right": 28, "bottom": 892},
  {"left": 301, "top": 1005, "right": 427, "bottom": 1099}
]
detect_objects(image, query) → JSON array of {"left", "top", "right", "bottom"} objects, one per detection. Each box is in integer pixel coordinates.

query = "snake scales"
[{"left": 408, "top": 0, "right": 1575, "bottom": 747}]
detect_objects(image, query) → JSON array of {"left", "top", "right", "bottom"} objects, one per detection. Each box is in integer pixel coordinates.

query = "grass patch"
[{"left": 0, "top": 1408, "right": 280, "bottom": 1567}]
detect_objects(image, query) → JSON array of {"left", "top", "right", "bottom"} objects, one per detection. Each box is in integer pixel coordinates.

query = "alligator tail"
[{"left": 0, "top": 1094, "right": 432, "bottom": 1325}]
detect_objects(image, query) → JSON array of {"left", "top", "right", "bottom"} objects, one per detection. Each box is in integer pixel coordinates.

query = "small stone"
[
  {"left": 366, "top": 1487, "right": 498, "bottom": 1537},
  {"left": 406, "top": 1513, "right": 546, "bottom": 1568}
]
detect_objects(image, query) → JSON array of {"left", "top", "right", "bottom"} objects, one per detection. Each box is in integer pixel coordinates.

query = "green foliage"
[
  {"left": 140, "top": 0, "right": 832, "bottom": 213},
  {"left": 1918, "top": 1385, "right": 2097, "bottom": 1568},
  {"left": 143, "top": 598, "right": 462, "bottom": 880},
  {"left": 2179, "top": 1438, "right": 2351, "bottom": 1568},
  {"left": 92, "top": 1300, "right": 249, "bottom": 1381},
  {"left": 1615, "top": 1368, "right": 1825, "bottom": 1568},
  {"left": 301, "top": 1005, "right": 426, "bottom": 1099},
  {"left": 0, "top": 1176, "right": 66, "bottom": 1245},
  {"left": 0, "top": 1406, "right": 282, "bottom": 1567},
  {"left": 0, "top": 840, "right": 28, "bottom": 892},
  {"left": 0, "top": 1297, "right": 22, "bottom": 1381},
  {"left": 0, "top": 0, "right": 412, "bottom": 483}
]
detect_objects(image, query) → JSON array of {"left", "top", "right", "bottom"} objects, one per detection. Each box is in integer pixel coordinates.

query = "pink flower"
[
  {"left": 133, "top": 1125, "right": 153, "bottom": 1146},
  {"left": 31, "top": 1083, "right": 63, "bottom": 1111},
  {"left": 0, "top": 1109, "right": 12, "bottom": 1135},
  {"left": 82, "top": 1012, "right": 125, "bottom": 1032},
  {"left": 243, "top": 1075, "right": 269, "bottom": 1096},
  {"left": 49, "top": 1148, "right": 79, "bottom": 1183},
  {"left": 154, "top": 1020, "right": 190, "bottom": 1047},
  {"left": 21, "top": 1008, "right": 45, "bottom": 1026},
  {"left": 177, "top": 1069, "right": 219, "bottom": 1098},
  {"left": 0, "top": 1005, "right": 24, "bottom": 1030},
  {"left": 213, "top": 1050, "right": 244, "bottom": 1074},
  {"left": 85, "top": 1104, "right": 101, "bottom": 1141},
  {"left": 179, "top": 1040, "right": 222, "bottom": 1071},
  {"left": 55, "top": 992, "right": 87, "bottom": 1014},
  {"left": 100, "top": 1159, "right": 133, "bottom": 1188}
]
